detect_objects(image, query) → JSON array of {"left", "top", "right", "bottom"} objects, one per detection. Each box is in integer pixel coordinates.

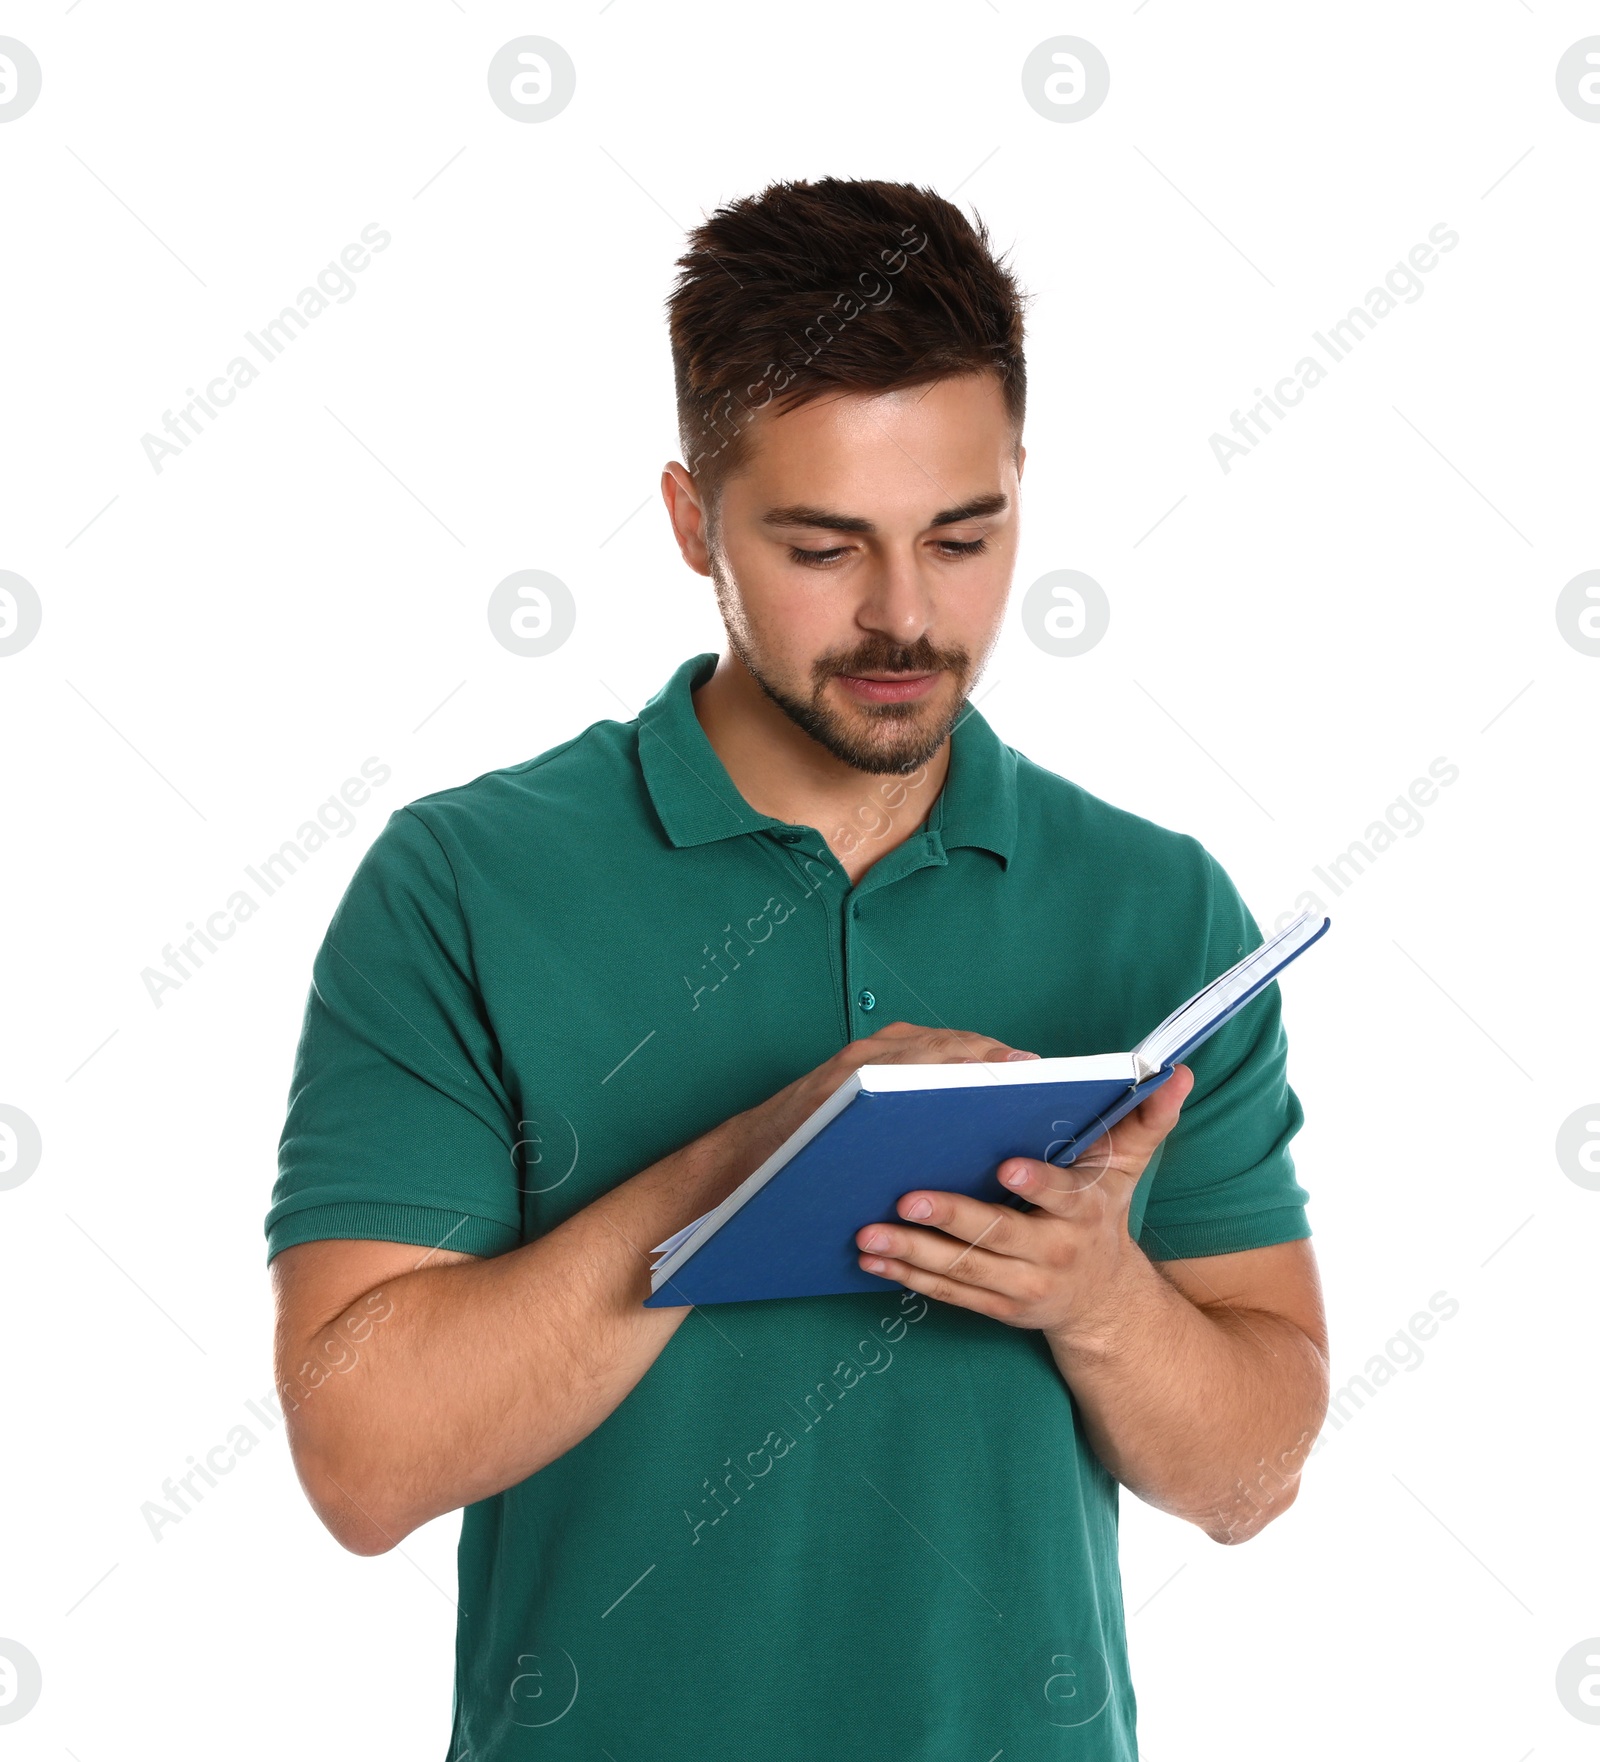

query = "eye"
[
  {"left": 788, "top": 545, "right": 851, "bottom": 568},
  {"left": 934, "top": 537, "right": 988, "bottom": 558}
]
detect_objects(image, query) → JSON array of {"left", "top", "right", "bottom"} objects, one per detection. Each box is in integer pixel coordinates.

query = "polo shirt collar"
[
  {"left": 636, "top": 654, "right": 775, "bottom": 848},
  {"left": 636, "top": 652, "right": 1016, "bottom": 866},
  {"left": 935, "top": 696, "right": 1017, "bottom": 867}
]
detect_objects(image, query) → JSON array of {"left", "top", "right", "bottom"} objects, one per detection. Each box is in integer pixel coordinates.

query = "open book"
[{"left": 644, "top": 909, "right": 1331, "bottom": 1308}]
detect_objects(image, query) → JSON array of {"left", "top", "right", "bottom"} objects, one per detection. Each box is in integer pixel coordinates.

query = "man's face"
[{"left": 678, "top": 372, "right": 1022, "bottom": 774}]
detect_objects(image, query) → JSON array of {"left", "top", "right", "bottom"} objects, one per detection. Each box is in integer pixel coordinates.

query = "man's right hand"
[{"left": 719, "top": 1020, "right": 1040, "bottom": 1192}]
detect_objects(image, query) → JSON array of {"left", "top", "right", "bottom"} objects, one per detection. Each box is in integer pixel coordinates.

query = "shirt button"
[
  {"left": 851, "top": 902, "right": 860, "bottom": 919},
  {"left": 857, "top": 989, "right": 876, "bottom": 1012},
  {"left": 775, "top": 831, "right": 802, "bottom": 845}
]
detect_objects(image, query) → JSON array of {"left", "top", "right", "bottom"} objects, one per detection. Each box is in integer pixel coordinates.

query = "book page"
[{"left": 1131, "top": 908, "right": 1328, "bottom": 1077}]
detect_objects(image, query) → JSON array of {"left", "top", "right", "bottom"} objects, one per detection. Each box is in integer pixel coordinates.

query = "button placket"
[
  {"left": 841, "top": 836, "right": 941, "bottom": 1033},
  {"left": 845, "top": 885, "right": 874, "bottom": 1028}
]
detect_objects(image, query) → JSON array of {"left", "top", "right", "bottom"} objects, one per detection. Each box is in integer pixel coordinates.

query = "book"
[{"left": 643, "top": 908, "right": 1331, "bottom": 1308}]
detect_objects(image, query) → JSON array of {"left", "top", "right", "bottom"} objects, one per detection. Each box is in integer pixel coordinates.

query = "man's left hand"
[{"left": 854, "top": 1064, "right": 1195, "bottom": 1344}]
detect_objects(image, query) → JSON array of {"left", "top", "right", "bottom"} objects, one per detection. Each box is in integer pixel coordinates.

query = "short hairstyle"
[{"left": 667, "top": 177, "right": 1028, "bottom": 512}]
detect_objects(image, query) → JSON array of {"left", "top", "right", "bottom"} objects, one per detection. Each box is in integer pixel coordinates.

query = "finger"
[
  {"left": 856, "top": 1251, "right": 1023, "bottom": 1323},
  {"left": 994, "top": 1155, "right": 1110, "bottom": 1215},
  {"left": 855, "top": 1024, "right": 1038, "bottom": 1066},
  {"left": 918, "top": 1028, "right": 1038, "bottom": 1064},
  {"left": 873, "top": 1190, "right": 1035, "bottom": 1257},
  {"left": 998, "top": 1064, "right": 1196, "bottom": 1212},
  {"left": 856, "top": 1219, "right": 1034, "bottom": 1293},
  {"left": 1106, "top": 1063, "right": 1194, "bottom": 1162}
]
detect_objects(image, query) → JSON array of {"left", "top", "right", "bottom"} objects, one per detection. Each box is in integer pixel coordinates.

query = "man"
[{"left": 269, "top": 177, "right": 1329, "bottom": 1761}]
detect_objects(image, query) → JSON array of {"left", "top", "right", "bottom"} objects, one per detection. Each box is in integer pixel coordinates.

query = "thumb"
[
  {"left": 1122, "top": 1063, "right": 1194, "bottom": 1155},
  {"left": 1060, "top": 1064, "right": 1195, "bottom": 1193}
]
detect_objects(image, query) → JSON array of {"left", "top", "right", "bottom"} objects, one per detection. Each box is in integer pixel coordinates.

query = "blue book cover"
[{"left": 644, "top": 910, "right": 1330, "bottom": 1308}]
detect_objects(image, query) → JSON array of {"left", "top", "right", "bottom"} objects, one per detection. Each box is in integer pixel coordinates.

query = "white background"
[{"left": 2, "top": 3, "right": 1597, "bottom": 1757}]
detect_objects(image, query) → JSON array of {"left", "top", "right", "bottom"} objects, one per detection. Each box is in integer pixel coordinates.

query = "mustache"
[{"left": 811, "top": 635, "right": 970, "bottom": 689}]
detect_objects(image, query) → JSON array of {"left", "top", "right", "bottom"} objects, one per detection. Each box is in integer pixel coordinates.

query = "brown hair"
[{"left": 667, "top": 177, "right": 1028, "bottom": 514}]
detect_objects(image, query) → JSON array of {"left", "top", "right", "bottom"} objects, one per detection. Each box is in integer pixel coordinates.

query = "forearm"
[
  {"left": 279, "top": 1026, "right": 1037, "bottom": 1555},
  {"left": 284, "top": 1114, "right": 760, "bottom": 1553},
  {"left": 1046, "top": 1238, "right": 1329, "bottom": 1543}
]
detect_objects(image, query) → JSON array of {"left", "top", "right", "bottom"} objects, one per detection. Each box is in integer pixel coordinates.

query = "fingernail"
[
  {"left": 904, "top": 1198, "right": 932, "bottom": 1220},
  {"left": 1006, "top": 1050, "right": 1041, "bottom": 1061},
  {"left": 1003, "top": 1165, "right": 1030, "bottom": 1189},
  {"left": 861, "top": 1230, "right": 887, "bottom": 1250}
]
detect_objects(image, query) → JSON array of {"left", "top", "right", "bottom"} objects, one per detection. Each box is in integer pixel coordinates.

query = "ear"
[{"left": 661, "top": 462, "right": 713, "bottom": 577}]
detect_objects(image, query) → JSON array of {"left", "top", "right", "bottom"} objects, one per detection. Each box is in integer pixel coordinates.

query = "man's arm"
[
  {"left": 273, "top": 1022, "right": 1036, "bottom": 1556},
  {"left": 1050, "top": 1237, "right": 1327, "bottom": 1542},
  {"left": 852, "top": 1065, "right": 1330, "bottom": 1543},
  {"left": 272, "top": 1131, "right": 735, "bottom": 1558}
]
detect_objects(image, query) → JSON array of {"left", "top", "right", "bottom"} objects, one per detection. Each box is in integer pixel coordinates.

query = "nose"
[{"left": 854, "top": 544, "right": 933, "bottom": 649}]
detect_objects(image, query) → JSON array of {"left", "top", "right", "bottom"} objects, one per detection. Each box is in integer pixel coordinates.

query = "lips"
[{"left": 833, "top": 671, "right": 942, "bottom": 705}]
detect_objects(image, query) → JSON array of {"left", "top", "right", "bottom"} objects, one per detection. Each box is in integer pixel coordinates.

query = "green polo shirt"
[{"left": 269, "top": 652, "right": 1310, "bottom": 1761}]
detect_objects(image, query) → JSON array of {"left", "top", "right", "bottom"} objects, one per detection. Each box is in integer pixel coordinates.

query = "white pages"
[{"left": 1128, "top": 907, "right": 1326, "bottom": 1080}]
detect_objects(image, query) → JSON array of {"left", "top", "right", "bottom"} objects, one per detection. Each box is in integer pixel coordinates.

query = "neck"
[{"left": 692, "top": 651, "right": 952, "bottom": 886}]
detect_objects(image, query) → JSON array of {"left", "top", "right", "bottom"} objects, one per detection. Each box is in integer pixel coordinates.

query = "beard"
[{"left": 720, "top": 599, "right": 977, "bottom": 775}]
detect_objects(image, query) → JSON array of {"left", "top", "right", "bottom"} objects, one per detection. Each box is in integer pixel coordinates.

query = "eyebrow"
[{"left": 760, "top": 491, "right": 1010, "bottom": 535}]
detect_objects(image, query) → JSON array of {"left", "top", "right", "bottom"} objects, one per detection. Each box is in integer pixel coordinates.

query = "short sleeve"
[
  {"left": 1133, "top": 853, "right": 1311, "bottom": 1262},
  {"left": 266, "top": 806, "right": 523, "bottom": 1263}
]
